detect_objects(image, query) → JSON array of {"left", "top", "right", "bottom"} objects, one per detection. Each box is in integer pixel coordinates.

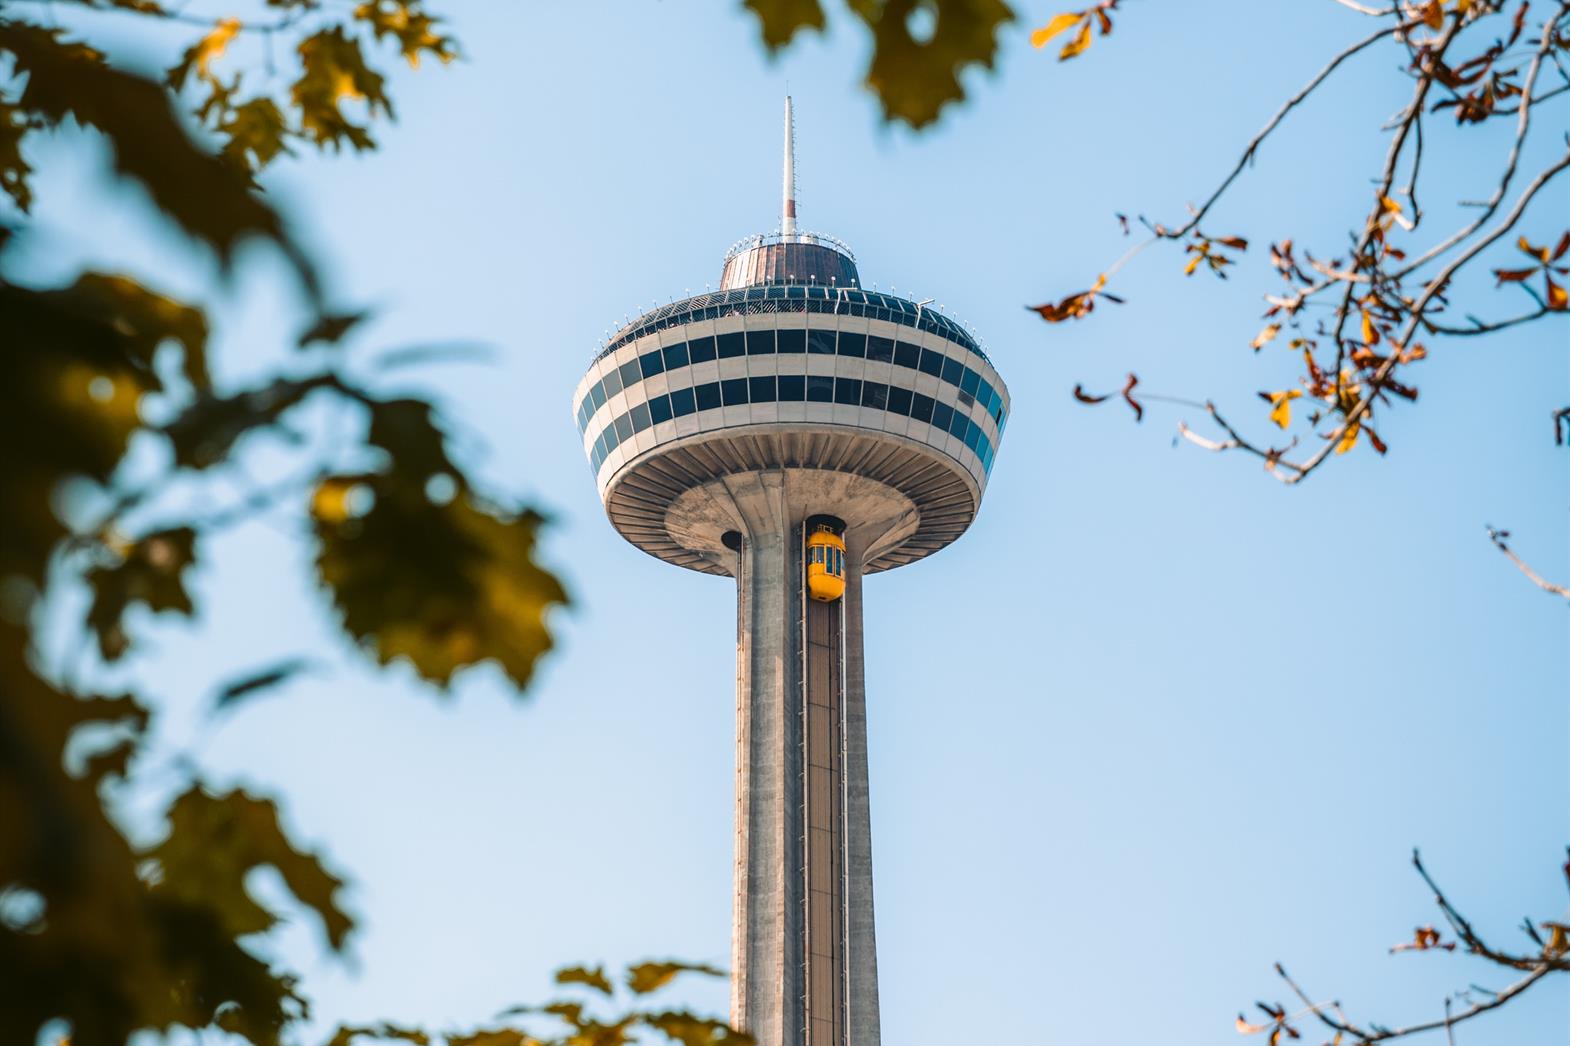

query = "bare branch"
[
  {"left": 1165, "top": 15, "right": 1414, "bottom": 240},
  {"left": 1486, "top": 526, "right": 1570, "bottom": 601},
  {"left": 1395, "top": 6, "right": 1565, "bottom": 279}
]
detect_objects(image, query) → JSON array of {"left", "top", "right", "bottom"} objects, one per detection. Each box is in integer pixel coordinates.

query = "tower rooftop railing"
[
  {"left": 723, "top": 230, "right": 858, "bottom": 265},
  {"left": 592, "top": 284, "right": 991, "bottom": 367}
]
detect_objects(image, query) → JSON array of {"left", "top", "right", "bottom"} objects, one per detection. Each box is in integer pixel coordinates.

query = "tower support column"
[{"left": 724, "top": 473, "right": 884, "bottom": 1046}]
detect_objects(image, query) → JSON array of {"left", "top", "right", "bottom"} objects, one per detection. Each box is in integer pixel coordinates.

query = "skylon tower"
[{"left": 571, "top": 99, "right": 1009, "bottom": 1046}]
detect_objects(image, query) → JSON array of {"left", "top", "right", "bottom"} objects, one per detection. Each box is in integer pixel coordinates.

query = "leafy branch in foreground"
[
  {"left": 1235, "top": 849, "right": 1570, "bottom": 1045},
  {"left": 1029, "top": 1, "right": 1570, "bottom": 484},
  {"left": 0, "top": 7, "right": 581, "bottom": 1042},
  {"left": 326, "top": 960, "right": 751, "bottom": 1046}
]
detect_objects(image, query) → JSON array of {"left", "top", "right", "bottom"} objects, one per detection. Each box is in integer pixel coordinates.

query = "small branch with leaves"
[
  {"left": 1028, "top": 1, "right": 1570, "bottom": 484},
  {"left": 1237, "top": 848, "right": 1570, "bottom": 1045}
]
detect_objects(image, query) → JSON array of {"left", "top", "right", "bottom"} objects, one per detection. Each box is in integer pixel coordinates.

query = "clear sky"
[{"left": 17, "top": 1, "right": 1568, "bottom": 1043}]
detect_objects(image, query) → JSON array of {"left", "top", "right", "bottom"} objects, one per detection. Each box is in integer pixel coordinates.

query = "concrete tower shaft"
[{"left": 572, "top": 101, "right": 1009, "bottom": 1046}]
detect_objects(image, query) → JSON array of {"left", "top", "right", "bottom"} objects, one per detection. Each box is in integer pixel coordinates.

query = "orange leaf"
[
  {"left": 1237, "top": 1016, "right": 1268, "bottom": 1035},
  {"left": 1493, "top": 267, "right": 1537, "bottom": 283},
  {"left": 1334, "top": 422, "right": 1361, "bottom": 454},
  {"left": 1262, "top": 389, "right": 1302, "bottom": 429},
  {"left": 1030, "top": 12, "right": 1082, "bottom": 48},
  {"left": 1547, "top": 276, "right": 1568, "bottom": 310},
  {"left": 1060, "top": 18, "right": 1094, "bottom": 59},
  {"left": 1360, "top": 309, "right": 1380, "bottom": 346},
  {"left": 1251, "top": 323, "right": 1281, "bottom": 351}
]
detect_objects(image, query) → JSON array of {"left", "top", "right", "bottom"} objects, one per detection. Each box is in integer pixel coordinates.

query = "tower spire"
[{"left": 781, "top": 95, "right": 797, "bottom": 240}]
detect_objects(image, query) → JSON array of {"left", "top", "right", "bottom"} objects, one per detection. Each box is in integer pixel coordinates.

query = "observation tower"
[{"left": 571, "top": 99, "right": 1009, "bottom": 1046}]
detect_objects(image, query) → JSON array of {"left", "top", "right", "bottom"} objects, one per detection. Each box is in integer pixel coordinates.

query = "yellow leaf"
[
  {"left": 1267, "top": 389, "right": 1301, "bottom": 429},
  {"left": 1060, "top": 18, "right": 1094, "bottom": 60},
  {"left": 1546, "top": 277, "right": 1568, "bottom": 311},
  {"left": 1030, "top": 12, "right": 1082, "bottom": 49},
  {"left": 196, "top": 18, "right": 241, "bottom": 79},
  {"left": 1335, "top": 422, "right": 1361, "bottom": 454},
  {"left": 1360, "top": 309, "right": 1380, "bottom": 346},
  {"left": 1422, "top": 1, "right": 1443, "bottom": 28},
  {"left": 1251, "top": 323, "right": 1281, "bottom": 350},
  {"left": 1184, "top": 253, "right": 1202, "bottom": 276},
  {"left": 1544, "top": 921, "right": 1570, "bottom": 957}
]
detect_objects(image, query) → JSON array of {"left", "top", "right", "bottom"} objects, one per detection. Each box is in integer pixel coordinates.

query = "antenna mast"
[{"left": 781, "top": 96, "right": 797, "bottom": 240}]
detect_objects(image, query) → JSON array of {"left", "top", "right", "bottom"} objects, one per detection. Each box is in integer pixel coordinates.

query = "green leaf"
[
  {"left": 85, "top": 526, "right": 198, "bottom": 661},
  {"left": 1, "top": 21, "right": 306, "bottom": 280},
  {"left": 292, "top": 27, "right": 393, "bottom": 151},
  {"left": 324, "top": 1023, "right": 433, "bottom": 1046},
  {"left": 68, "top": 272, "right": 210, "bottom": 391},
  {"left": 850, "top": 0, "right": 1015, "bottom": 128},
  {"left": 555, "top": 964, "right": 614, "bottom": 995},
  {"left": 221, "top": 96, "right": 294, "bottom": 171},
  {"left": 148, "top": 786, "right": 355, "bottom": 951},
  {"left": 642, "top": 1011, "right": 755, "bottom": 1046},
  {"left": 744, "top": 0, "right": 827, "bottom": 49},
  {"left": 626, "top": 961, "right": 726, "bottom": 995},
  {"left": 0, "top": 99, "right": 34, "bottom": 210},
  {"left": 353, "top": 0, "right": 460, "bottom": 69}
]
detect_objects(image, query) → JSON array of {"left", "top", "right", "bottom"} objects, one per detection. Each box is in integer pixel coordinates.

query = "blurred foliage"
[
  {"left": 744, "top": 0, "right": 1014, "bottom": 127},
  {"left": 1023, "top": 1, "right": 1569, "bottom": 484},
  {"left": 0, "top": 2, "right": 651, "bottom": 1041},
  {"left": 324, "top": 960, "right": 749, "bottom": 1046}
]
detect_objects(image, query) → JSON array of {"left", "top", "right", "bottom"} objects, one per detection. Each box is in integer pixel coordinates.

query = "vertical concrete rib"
[
  {"left": 841, "top": 556, "right": 881, "bottom": 1046},
  {"left": 728, "top": 472, "right": 803, "bottom": 1046}
]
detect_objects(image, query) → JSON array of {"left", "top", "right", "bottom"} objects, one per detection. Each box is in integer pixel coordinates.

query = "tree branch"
[{"left": 1486, "top": 526, "right": 1570, "bottom": 600}]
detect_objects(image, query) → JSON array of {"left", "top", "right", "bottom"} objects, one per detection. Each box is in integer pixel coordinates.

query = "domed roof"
[{"left": 719, "top": 232, "right": 860, "bottom": 291}]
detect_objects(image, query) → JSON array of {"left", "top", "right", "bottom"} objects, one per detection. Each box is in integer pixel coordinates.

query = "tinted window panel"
[
  {"left": 749, "top": 376, "right": 777, "bottom": 402},
  {"left": 602, "top": 369, "right": 623, "bottom": 397},
  {"left": 591, "top": 382, "right": 607, "bottom": 409},
  {"left": 619, "top": 360, "right": 641, "bottom": 387},
  {"left": 695, "top": 382, "right": 722, "bottom": 411},
  {"left": 837, "top": 332, "right": 866, "bottom": 358},
  {"left": 976, "top": 380, "right": 994, "bottom": 410},
  {"left": 861, "top": 381, "right": 889, "bottom": 410},
  {"left": 721, "top": 377, "right": 749, "bottom": 405},
  {"left": 604, "top": 425, "right": 620, "bottom": 452},
  {"left": 648, "top": 395, "right": 673, "bottom": 425},
  {"left": 779, "top": 375, "right": 805, "bottom": 401},
  {"left": 911, "top": 392, "right": 935, "bottom": 423},
  {"left": 960, "top": 367, "right": 980, "bottom": 395},
  {"left": 777, "top": 329, "right": 806, "bottom": 354},
  {"left": 807, "top": 375, "right": 834, "bottom": 402},
  {"left": 717, "top": 332, "right": 745, "bottom": 359},
  {"left": 614, "top": 414, "right": 634, "bottom": 441},
  {"left": 630, "top": 402, "right": 652, "bottom": 433},
  {"left": 670, "top": 387, "right": 696, "bottom": 417},
  {"left": 940, "top": 357, "right": 962, "bottom": 386},
  {"left": 688, "top": 336, "right": 717, "bottom": 363},
  {"left": 747, "top": 329, "right": 776, "bottom": 355},
  {"left": 834, "top": 378, "right": 862, "bottom": 406},
  {"left": 662, "top": 342, "right": 690, "bottom": 370},
  {"left": 894, "top": 341, "right": 920, "bottom": 369},
  {"left": 808, "top": 329, "right": 836, "bottom": 354},
  {"left": 931, "top": 401, "right": 953, "bottom": 431},
  {"left": 639, "top": 350, "right": 665, "bottom": 378},
  {"left": 867, "top": 336, "right": 894, "bottom": 363},
  {"left": 957, "top": 390, "right": 975, "bottom": 408},
  {"left": 887, "top": 386, "right": 913, "bottom": 416},
  {"left": 949, "top": 412, "right": 970, "bottom": 439},
  {"left": 965, "top": 424, "right": 983, "bottom": 452}
]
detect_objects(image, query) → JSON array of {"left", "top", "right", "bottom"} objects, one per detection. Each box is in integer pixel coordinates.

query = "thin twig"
[{"left": 1486, "top": 526, "right": 1570, "bottom": 600}]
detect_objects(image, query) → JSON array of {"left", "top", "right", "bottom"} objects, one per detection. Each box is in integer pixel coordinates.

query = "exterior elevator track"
[{"left": 799, "top": 521, "right": 847, "bottom": 1046}]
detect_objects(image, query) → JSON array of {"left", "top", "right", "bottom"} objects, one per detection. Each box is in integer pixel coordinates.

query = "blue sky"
[{"left": 17, "top": 1, "right": 1568, "bottom": 1042}]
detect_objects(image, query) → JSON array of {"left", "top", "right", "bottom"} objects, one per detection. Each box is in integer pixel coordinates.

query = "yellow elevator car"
[{"left": 806, "top": 523, "right": 846, "bottom": 602}]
